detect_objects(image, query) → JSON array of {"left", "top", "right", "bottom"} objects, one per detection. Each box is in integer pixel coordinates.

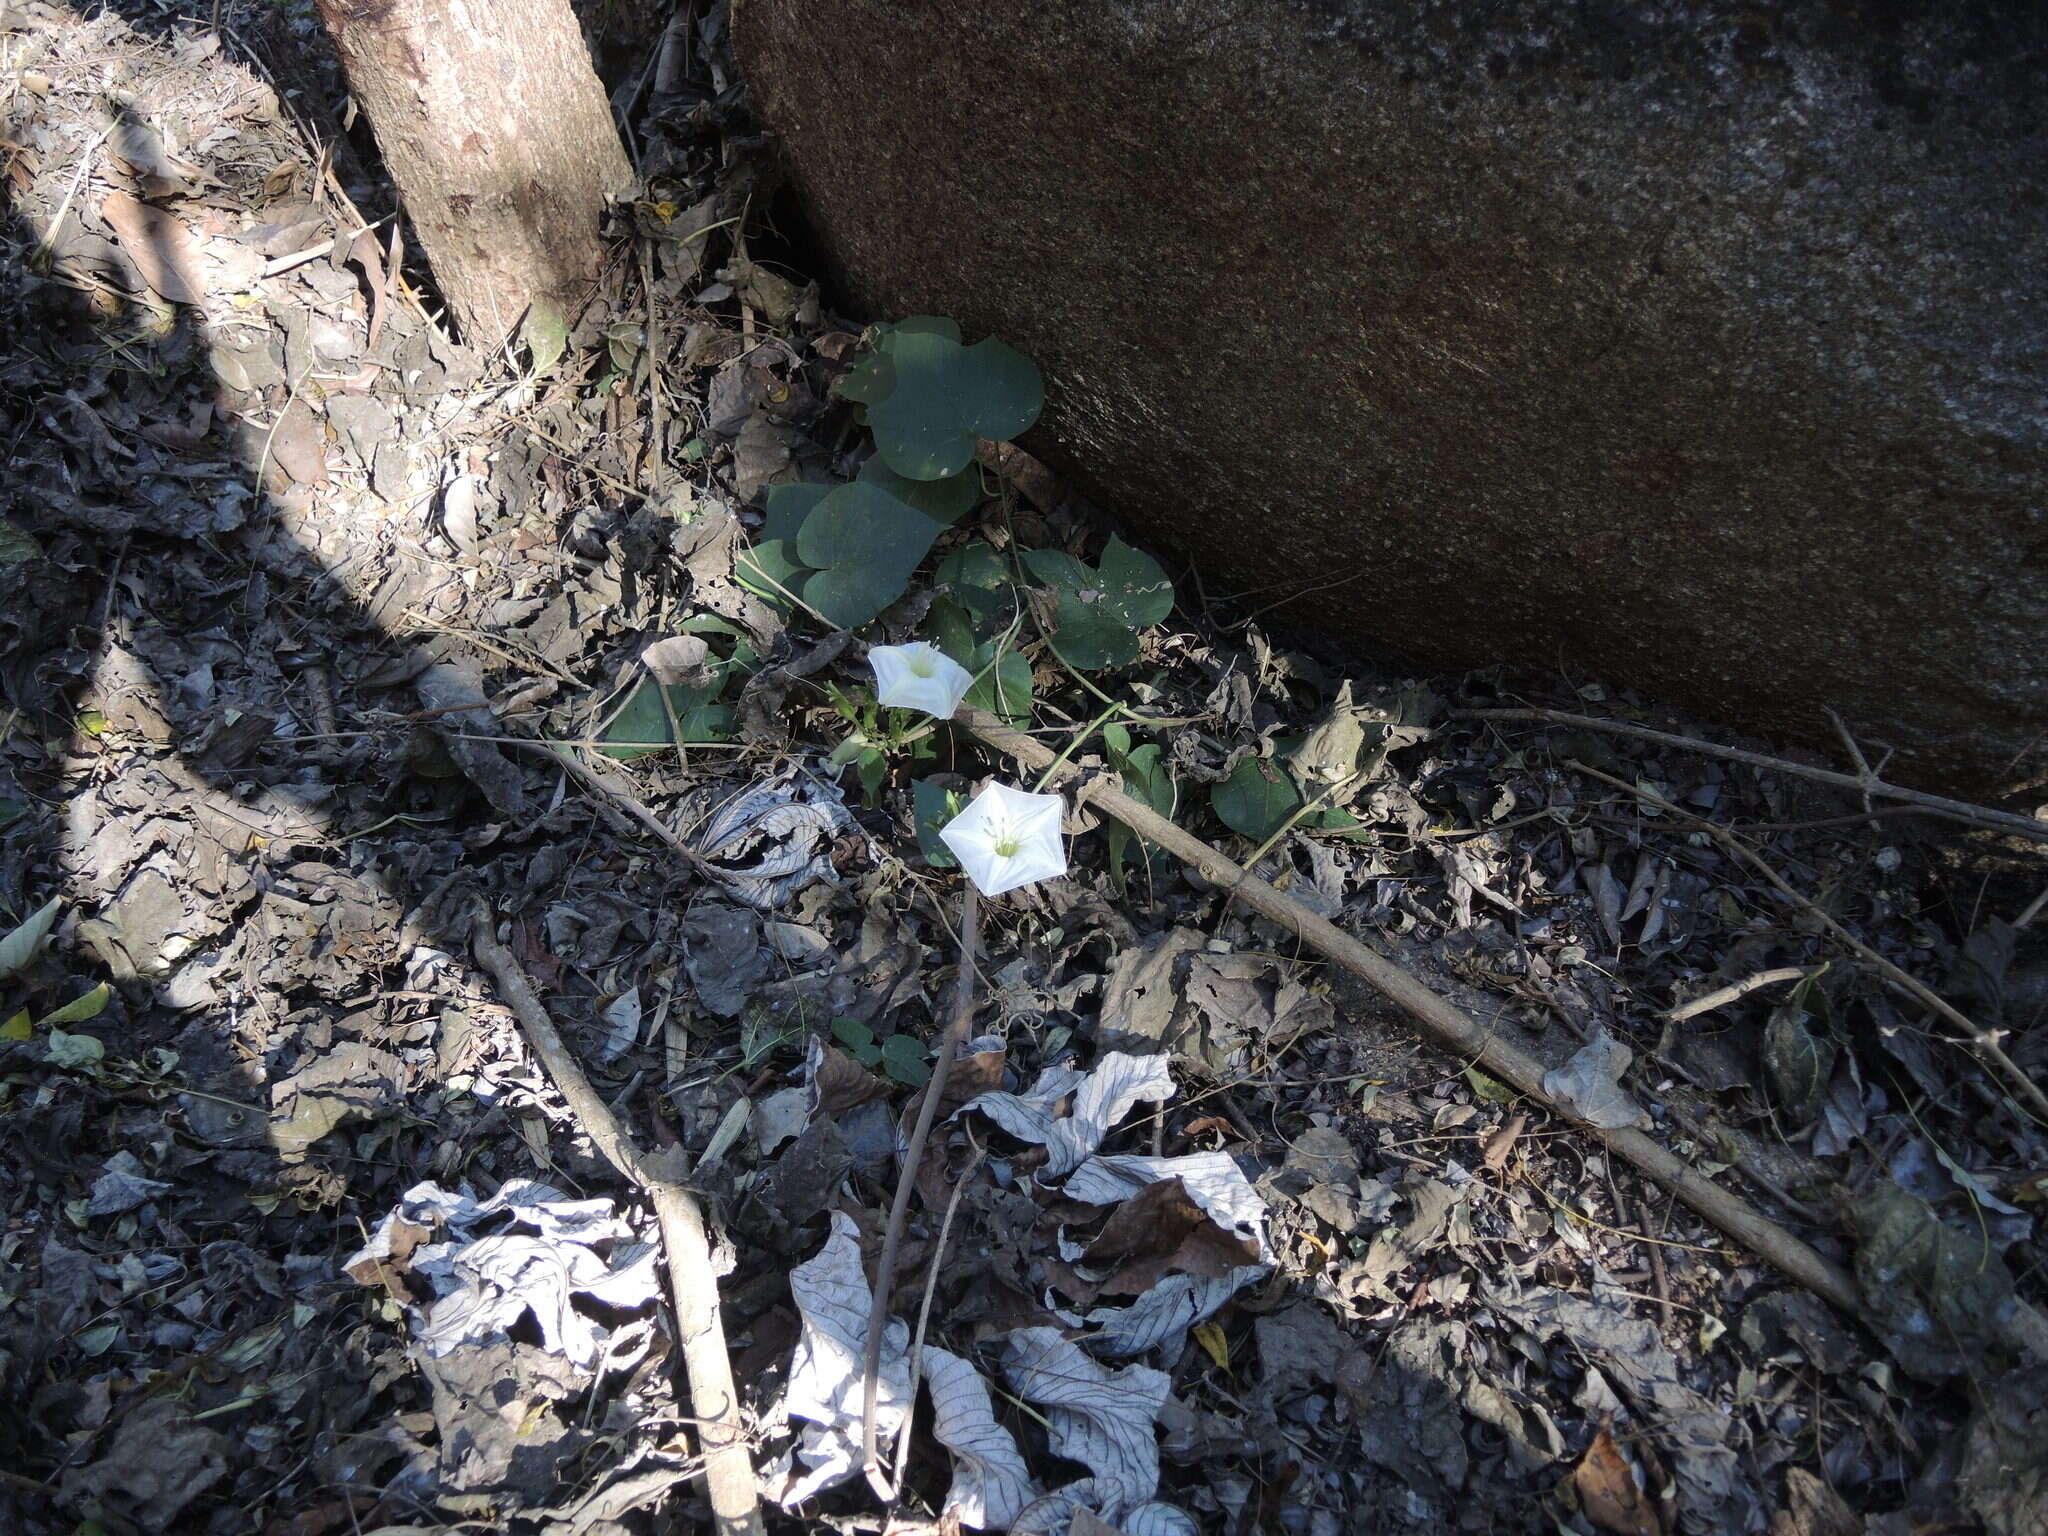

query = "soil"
[{"left": 0, "top": 5, "right": 2042, "bottom": 1536}]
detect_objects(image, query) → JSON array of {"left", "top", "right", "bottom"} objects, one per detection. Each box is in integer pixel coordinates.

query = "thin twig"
[
  {"left": 470, "top": 912, "right": 762, "bottom": 1536},
  {"left": 1454, "top": 706, "right": 2048, "bottom": 845},
  {"left": 885, "top": 1140, "right": 988, "bottom": 1511},
  {"left": 1664, "top": 968, "right": 1812, "bottom": 1025},
  {"left": 1571, "top": 759, "right": 2048, "bottom": 1123},
  {"left": 862, "top": 883, "right": 980, "bottom": 1498},
  {"left": 498, "top": 736, "right": 711, "bottom": 870}
]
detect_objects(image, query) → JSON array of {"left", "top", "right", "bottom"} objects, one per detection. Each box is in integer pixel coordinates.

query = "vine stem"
[
  {"left": 861, "top": 881, "right": 981, "bottom": 1496},
  {"left": 1033, "top": 696, "right": 1126, "bottom": 792}
]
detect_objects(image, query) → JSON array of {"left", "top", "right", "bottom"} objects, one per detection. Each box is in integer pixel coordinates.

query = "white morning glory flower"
[
  {"left": 939, "top": 781, "right": 1068, "bottom": 897},
  {"left": 869, "top": 641, "right": 975, "bottom": 720}
]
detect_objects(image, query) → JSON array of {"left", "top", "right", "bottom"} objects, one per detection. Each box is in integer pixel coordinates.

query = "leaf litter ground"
[{"left": 0, "top": 5, "right": 2044, "bottom": 1535}]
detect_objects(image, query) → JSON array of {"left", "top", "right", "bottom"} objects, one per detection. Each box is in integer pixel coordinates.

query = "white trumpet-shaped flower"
[
  {"left": 868, "top": 641, "right": 975, "bottom": 720},
  {"left": 939, "top": 782, "right": 1068, "bottom": 897}
]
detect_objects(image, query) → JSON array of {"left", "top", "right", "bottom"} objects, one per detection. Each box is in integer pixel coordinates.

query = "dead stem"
[{"left": 862, "top": 881, "right": 981, "bottom": 1498}]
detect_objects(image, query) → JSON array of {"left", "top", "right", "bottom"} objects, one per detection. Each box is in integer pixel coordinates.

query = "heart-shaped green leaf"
[
  {"left": 926, "top": 603, "right": 1033, "bottom": 723},
  {"left": 1021, "top": 535, "right": 1174, "bottom": 670},
  {"left": 760, "top": 481, "right": 830, "bottom": 540},
  {"left": 867, "top": 330, "right": 1044, "bottom": 481},
  {"left": 880, "top": 1032, "right": 932, "bottom": 1088},
  {"left": 1211, "top": 756, "right": 1303, "bottom": 841},
  {"left": 1103, "top": 723, "right": 1177, "bottom": 892},
  {"left": 836, "top": 316, "right": 961, "bottom": 405},
  {"left": 600, "top": 625, "right": 756, "bottom": 758},
  {"left": 796, "top": 480, "right": 947, "bottom": 629},
  {"left": 857, "top": 452, "right": 980, "bottom": 525},
  {"left": 601, "top": 679, "right": 735, "bottom": 758},
  {"left": 735, "top": 537, "right": 809, "bottom": 611},
  {"left": 934, "top": 541, "right": 1015, "bottom": 628}
]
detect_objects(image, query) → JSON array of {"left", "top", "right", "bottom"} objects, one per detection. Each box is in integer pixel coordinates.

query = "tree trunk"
[{"left": 317, "top": 0, "right": 633, "bottom": 349}]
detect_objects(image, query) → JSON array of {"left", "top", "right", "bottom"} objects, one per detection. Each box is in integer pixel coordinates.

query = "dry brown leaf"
[
  {"left": 100, "top": 190, "right": 205, "bottom": 306},
  {"left": 1767, "top": 1467, "right": 1862, "bottom": 1536},
  {"left": 1077, "top": 1176, "right": 1262, "bottom": 1298},
  {"left": 811, "top": 1044, "right": 888, "bottom": 1117},
  {"left": 1481, "top": 1110, "right": 1528, "bottom": 1174},
  {"left": 1575, "top": 1419, "right": 1663, "bottom": 1536}
]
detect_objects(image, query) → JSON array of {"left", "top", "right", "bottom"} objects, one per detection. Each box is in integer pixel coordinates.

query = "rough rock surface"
[{"left": 735, "top": 0, "right": 2048, "bottom": 791}]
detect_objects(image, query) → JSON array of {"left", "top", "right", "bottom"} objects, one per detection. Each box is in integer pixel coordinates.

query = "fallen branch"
[
  {"left": 955, "top": 709, "right": 1866, "bottom": 1316},
  {"left": 1571, "top": 760, "right": 2048, "bottom": 1123},
  {"left": 470, "top": 911, "right": 763, "bottom": 1536},
  {"left": 1664, "top": 968, "right": 1812, "bottom": 1025},
  {"left": 862, "top": 882, "right": 981, "bottom": 1498},
  {"left": 1454, "top": 706, "right": 2048, "bottom": 846}
]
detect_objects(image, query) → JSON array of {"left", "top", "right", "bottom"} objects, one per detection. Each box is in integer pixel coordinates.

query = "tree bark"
[{"left": 317, "top": 0, "right": 633, "bottom": 348}]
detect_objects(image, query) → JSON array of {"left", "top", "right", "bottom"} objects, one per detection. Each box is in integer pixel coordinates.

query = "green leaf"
[
  {"left": 46, "top": 1028, "right": 104, "bottom": 1068},
  {"left": 936, "top": 540, "right": 1010, "bottom": 593},
  {"left": 933, "top": 541, "right": 1015, "bottom": 628},
  {"left": 894, "top": 315, "right": 964, "bottom": 341},
  {"left": 837, "top": 344, "right": 895, "bottom": 406},
  {"left": 857, "top": 453, "right": 980, "bottom": 525},
  {"left": 735, "top": 538, "right": 810, "bottom": 612},
  {"left": 855, "top": 747, "right": 888, "bottom": 804},
  {"left": 831, "top": 1015, "right": 882, "bottom": 1066},
  {"left": 39, "top": 983, "right": 110, "bottom": 1028},
  {"left": 0, "top": 895, "right": 61, "bottom": 981},
  {"left": 760, "top": 481, "right": 831, "bottom": 541},
  {"left": 520, "top": 300, "right": 567, "bottom": 374},
  {"left": 967, "top": 651, "right": 1033, "bottom": 722},
  {"left": 927, "top": 607, "right": 1034, "bottom": 724},
  {"left": 913, "top": 778, "right": 962, "bottom": 868},
  {"left": 1103, "top": 725, "right": 1178, "bottom": 891},
  {"left": 599, "top": 679, "right": 733, "bottom": 759},
  {"left": 1211, "top": 757, "right": 1303, "bottom": 841},
  {"left": 1021, "top": 536, "right": 1174, "bottom": 670},
  {"left": 924, "top": 598, "right": 979, "bottom": 662},
  {"left": 1464, "top": 1066, "right": 1517, "bottom": 1105},
  {"left": 600, "top": 633, "right": 755, "bottom": 761},
  {"left": 836, "top": 317, "right": 962, "bottom": 406},
  {"left": 0, "top": 1009, "right": 29, "bottom": 1040},
  {"left": 867, "top": 330, "right": 1045, "bottom": 481},
  {"left": 879, "top": 1032, "right": 932, "bottom": 1088},
  {"left": 0, "top": 797, "right": 26, "bottom": 832},
  {"left": 796, "top": 480, "right": 947, "bottom": 629}
]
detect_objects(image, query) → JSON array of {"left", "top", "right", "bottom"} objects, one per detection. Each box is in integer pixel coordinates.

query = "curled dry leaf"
[
  {"left": 641, "top": 633, "right": 714, "bottom": 687},
  {"left": 1480, "top": 1111, "right": 1528, "bottom": 1175},
  {"left": 1575, "top": 1418, "right": 1664, "bottom": 1536}
]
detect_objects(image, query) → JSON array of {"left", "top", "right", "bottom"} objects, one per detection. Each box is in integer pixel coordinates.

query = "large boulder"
[{"left": 734, "top": 1, "right": 2048, "bottom": 792}]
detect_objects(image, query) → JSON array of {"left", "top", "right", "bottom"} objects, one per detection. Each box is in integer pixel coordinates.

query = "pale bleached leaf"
[
  {"left": 780, "top": 1210, "right": 912, "bottom": 1504},
  {"left": 0, "top": 895, "right": 61, "bottom": 980},
  {"left": 1060, "top": 1151, "right": 1272, "bottom": 1259},
  {"left": 925, "top": 1346, "right": 1037, "bottom": 1528},
  {"left": 1001, "top": 1327, "right": 1167, "bottom": 1506},
  {"left": 1083, "top": 1267, "right": 1268, "bottom": 1359},
  {"left": 1540, "top": 1029, "right": 1648, "bottom": 1130}
]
